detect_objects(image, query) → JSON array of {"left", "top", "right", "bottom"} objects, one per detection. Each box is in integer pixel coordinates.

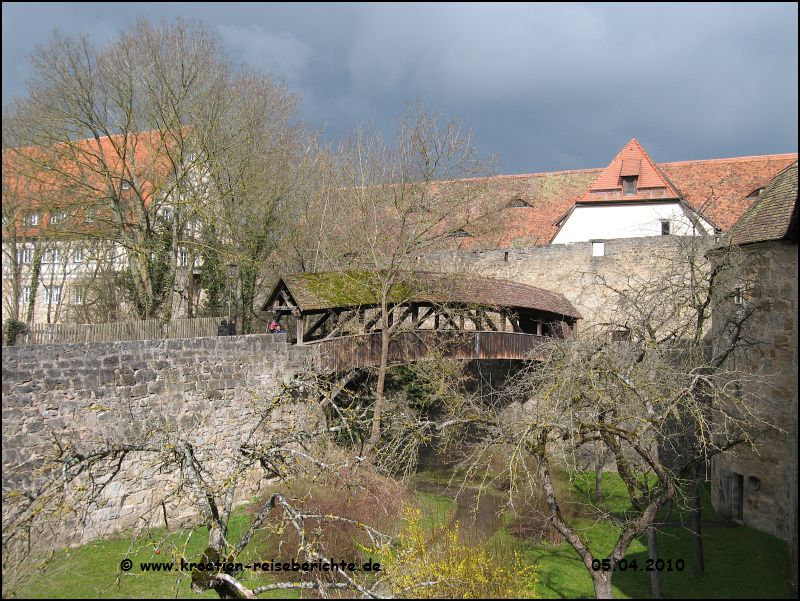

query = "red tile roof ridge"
[
  {"left": 486, "top": 167, "right": 602, "bottom": 179},
  {"left": 660, "top": 152, "right": 798, "bottom": 167},
  {"left": 430, "top": 153, "right": 798, "bottom": 184},
  {"left": 429, "top": 167, "right": 601, "bottom": 186}
]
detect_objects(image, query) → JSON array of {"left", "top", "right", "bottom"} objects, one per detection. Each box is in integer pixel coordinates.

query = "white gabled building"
[{"left": 552, "top": 139, "right": 715, "bottom": 245}]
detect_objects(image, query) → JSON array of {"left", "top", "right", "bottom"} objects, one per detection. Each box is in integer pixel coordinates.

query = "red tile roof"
[
  {"left": 579, "top": 138, "right": 680, "bottom": 201},
  {"left": 2, "top": 131, "right": 177, "bottom": 240},
  {"left": 729, "top": 162, "right": 798, "bottom": 246},
  {"left": 5, "top": 132, "right": 797, "bottom": 250},
  {"left": 659, "top": 154, "right": 797, "bottom": 231},
  {"left": 456, "top": 148, "right": 796, "bottom": 247},
  {"left": 447, "top": 169, "right": 601, "bottom": 248}
]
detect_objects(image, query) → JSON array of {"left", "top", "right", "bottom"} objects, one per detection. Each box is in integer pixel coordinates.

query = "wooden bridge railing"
[{"left": 310, "top": 330, "right": 551, "bottom": 372}]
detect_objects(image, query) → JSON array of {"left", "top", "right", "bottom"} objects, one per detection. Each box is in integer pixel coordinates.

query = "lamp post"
[{"left": 226, "top": 263, "right": 237, "bottom": 326}]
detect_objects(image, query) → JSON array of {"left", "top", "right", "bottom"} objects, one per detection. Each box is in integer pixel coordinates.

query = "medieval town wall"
[
  {"left": 2, "top": 334, "right": 317, "bottom": 543},
  {"left": 423, "top": 235, "right": 710, "bottom": 328}
]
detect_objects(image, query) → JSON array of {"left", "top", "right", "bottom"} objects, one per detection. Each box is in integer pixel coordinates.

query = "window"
[
  {"left": 121, "top": 180, "right": 131, "bottom": 191},
  {"left": 162, "top": 207, "right": 173, "bottom": 221},
  {"left": 660, "top": 220, "right": 671, "bottom": 236},
  {"left": 84, "top": 210, "right": 95, "bottom": 224},
  {"left": 49, "top": 211, "right": 67, "bottom": 225},
  {"left": 24, "top": 212, "right": 40, "bottom": 227},
  {"left": 622, "top": 176, "right": 638, "bottom": 196},
  {"left": 178, "top": 247, "right": 189, "bottom": 267},
  {"left": 43, "top": 249, "right": 63, "bottom": 264},
  {"left": 21, "top": 286, "right": 31, "bottom": 305},
  {"left": 733, "top": 285, "right": 744, "bottom": 306},
  {"left": 73, "top": 248, "right": 83, "bottom": 264},
  {"left": 592, "top": 241, "right": 605, "bottom": 257},
  {"left": 17, "top": 246, "right": 33, "bottom": 264},
  {"left": 447, "top": 229, "right": 471, "bottom": 238},
  {"left": 186, "top": 219, "right": 202, "bottom": 236},
  {"left": 746, "top": 187, "right": 764, "bottom": 199},
  {"left": 44, "top": 285, "right": 62, "bottom": 305},
  {"left": 72, "top": 286, "right": 85, "bottom": 305}
]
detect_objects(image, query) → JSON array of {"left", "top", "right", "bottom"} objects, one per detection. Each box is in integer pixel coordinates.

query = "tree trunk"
[
  {"left": 536, "top": 440, "right": 614, "bottom": 599},
  {"left": 26, "top": 246, "right": 43, "bottom": 323},
  {"left": 368, "top": 298, "right": 390, "bottom": 450},
  {"left": 595, "top": 447, "right": 604, "bottom": 502},
  {"left": 663, "top": 499, "right": 673, "bottom": 523},
  {"left": 646, "top": 525, "right": 663, "bottom": 598},
  {"left": 691, "top": 476, "right": 704, "bottom": 576},
  {"left": 591, "top": 571, "right": 614, "bottom": 599}
]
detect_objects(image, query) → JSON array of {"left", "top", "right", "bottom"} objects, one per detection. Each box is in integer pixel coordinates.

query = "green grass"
[
  {"left": 415, "top": 490, "right": 457, "bottom": 531},
  {"left": 13, "top": 493, "right": 451, "bottom": 600},
  {"left": 491, "top": 473, "right": 794, "bottom": 599},
  {"left": 13, "top": 508, "right": 298, "bottom": 599},
  {"left": 11, "top": 475, "right": 794, "bottom": 599},
  {"left": 517, "top": 515, "right": 793, "bottom": 599}
]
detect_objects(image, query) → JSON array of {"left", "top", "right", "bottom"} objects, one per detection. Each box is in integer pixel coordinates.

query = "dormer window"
[
  {"left": 506, "top": 198, "right": 532, "bottom": 208},
  {"left": 622, "top": 176, "right": 638, "bottom": 196},
  {"left": 447, "top": 229, "right": 471, "bottom": 238},
  {"left": 121, "top": 180, "right": 131, "bottom": 191},
  {"left": 746, "top": 187, "right": 764, "bottom": 199}
]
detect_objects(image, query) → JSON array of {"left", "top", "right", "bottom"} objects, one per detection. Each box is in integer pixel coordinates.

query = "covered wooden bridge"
[{"left": 263, "top": 271, "right": 581, "bottom": 372}]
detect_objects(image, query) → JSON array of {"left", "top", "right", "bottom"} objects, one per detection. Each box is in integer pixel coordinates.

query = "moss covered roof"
[{"left": 268, "top": 270, "right": 581, "bottom": 319}]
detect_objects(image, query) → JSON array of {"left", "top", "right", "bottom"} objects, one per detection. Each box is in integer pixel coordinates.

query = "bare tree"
[
  {"left": 296, "top": 103, "right": 503, "bottom": 451},
  {"left": 194, "top": 76, "right": 322, "bottom": 333},
  {"left": 374, "top": 236, "right": 776, "bottom": 599},
  {"left": 1, "top": 369, "right": 402, "bottom": 599},
  {"left": 3, "top": 19, "right": 315, "bottom": 325}
]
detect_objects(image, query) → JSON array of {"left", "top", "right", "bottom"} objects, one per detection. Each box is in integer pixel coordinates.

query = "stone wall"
[
  {"left": 427, "top": 236, "right": 797, "bottom": 545},
  {"left": 423, "top": 236, "right": 711, "bottom": 329},
  {"left": 2, "top": 334, "right": 316, "bottom": 543},
  {"left": 710, "top": 240, "right": 798, "bottom": 543}
]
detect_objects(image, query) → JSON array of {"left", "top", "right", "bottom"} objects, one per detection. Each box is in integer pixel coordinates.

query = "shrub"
[
  {"left": 4, "top": 319, "right": 27, "bottom": 346},
  {"left": 367, "top": 505, "right": 537, "bottom": 598},
  {"left": 251, "top": 464, "right": 412, "bottom": 572}
]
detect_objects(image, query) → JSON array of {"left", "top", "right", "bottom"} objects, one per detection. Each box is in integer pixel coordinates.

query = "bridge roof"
[{"left": 265, "top": 271, "right": 581, "bottom": 319}]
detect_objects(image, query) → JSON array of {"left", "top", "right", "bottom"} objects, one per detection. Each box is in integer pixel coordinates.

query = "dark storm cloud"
[{"left": 2, "top": 2, "right": 797, "bottom": 173}]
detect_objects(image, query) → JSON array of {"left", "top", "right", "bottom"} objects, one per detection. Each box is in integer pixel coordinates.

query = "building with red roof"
[{"left": 3, "top": 134, "right": 797, "bottom": 326}]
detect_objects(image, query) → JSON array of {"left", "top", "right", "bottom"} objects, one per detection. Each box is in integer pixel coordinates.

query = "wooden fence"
[{"left": 12, "top": 316, "right": 226, "bottom": 345}]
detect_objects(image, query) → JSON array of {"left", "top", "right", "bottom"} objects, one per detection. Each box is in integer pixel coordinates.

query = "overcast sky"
[{"left": 2, "top": 2, "right": 797, "bottom": 173}]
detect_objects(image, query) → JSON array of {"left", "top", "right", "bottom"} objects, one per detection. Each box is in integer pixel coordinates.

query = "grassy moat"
[{"left": 11, "top": 471, "right": 793, "bottom": 599}]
